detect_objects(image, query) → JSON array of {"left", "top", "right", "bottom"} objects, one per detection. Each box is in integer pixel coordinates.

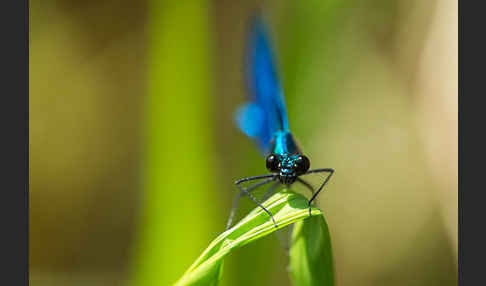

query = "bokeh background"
[{"left": 30, "top": 0, "right": 458, "bottom": 285}]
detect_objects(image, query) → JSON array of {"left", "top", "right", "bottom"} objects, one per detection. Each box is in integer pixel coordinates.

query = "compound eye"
[
  {"left": 295, "top": 155, "right": 310, "bottom": 175},
  {"left": 266, "top": 154, "right": 280, "bottom": 172}
]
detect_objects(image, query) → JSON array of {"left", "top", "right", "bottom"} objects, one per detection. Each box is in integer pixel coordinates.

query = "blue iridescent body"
[{"left": 227, "top": 15, "right": 334, "bottom": 229}]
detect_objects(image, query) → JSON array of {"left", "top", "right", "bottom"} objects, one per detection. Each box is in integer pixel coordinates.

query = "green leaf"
[
  {"left": 173, "top": 190, "right": 323, "bottom": 286},
  {"left": 289, "top": 213, "right": 335, "bottom": 286}
]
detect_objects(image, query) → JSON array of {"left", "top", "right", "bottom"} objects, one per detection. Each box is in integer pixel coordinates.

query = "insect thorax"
[{"left": 269, "top": 131, "right": 300, "bottom": 155}]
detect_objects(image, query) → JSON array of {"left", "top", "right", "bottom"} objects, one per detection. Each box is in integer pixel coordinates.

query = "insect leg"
[
  {"left": 225, "top": 175, "right": 277, "bottom": 230},
  {"left": 303, "top": 168, "right": 334, "bottom": 217},
  {"left": 296, "top": 177, "right": 315, "bottom": 196},
  {"left": 260, "top": 181, "right": 281, "bottom": 201},
  {"left": 235, "top": 174, "right": 276, "bottom": 185},
  {"left": 234, "top": 175, "right": 279, "bottom": 228}
]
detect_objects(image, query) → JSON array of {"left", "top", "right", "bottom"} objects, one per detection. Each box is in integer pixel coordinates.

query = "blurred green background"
[{"left": 30, "top": 0, "right": 458, "bottom": 285}]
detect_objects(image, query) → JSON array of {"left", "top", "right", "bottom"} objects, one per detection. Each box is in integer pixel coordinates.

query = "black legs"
[
  {"left": 304, "top": 168, "right": 334, "bottom": 216},
  {"left": 226, "top": 175, "right": 277, "bottom": 230}
]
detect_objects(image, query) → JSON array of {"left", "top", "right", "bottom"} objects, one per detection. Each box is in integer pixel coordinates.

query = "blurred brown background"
[{"left": 30, "top": 0, "right": 457, "bottom": 285}]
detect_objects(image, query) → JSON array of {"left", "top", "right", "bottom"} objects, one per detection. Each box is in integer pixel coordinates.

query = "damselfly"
[{"left": 226, "top": 15, "right": 334, "bottom": 230}]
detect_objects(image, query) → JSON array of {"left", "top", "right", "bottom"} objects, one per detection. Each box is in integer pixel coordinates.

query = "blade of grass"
[
  {"left": 174, "top": 190, "right": 324, "bottom": 286},
  {"left": 131, "top": 1, "right": 220, "bottom": 286},
  {"left": 289, "top": 213, "right": 335, "bottom": 286}
]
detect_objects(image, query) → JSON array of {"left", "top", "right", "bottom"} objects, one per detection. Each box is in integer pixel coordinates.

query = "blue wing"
[{"left": 235, "top": 16, "right": 290, "bottom": 155}]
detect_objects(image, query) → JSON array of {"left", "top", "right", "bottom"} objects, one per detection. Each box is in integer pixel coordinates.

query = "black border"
[
  {"left": 459, "top": 0, "right": 485, "bottom": 285},
  {"left": 0, "top": 0, "right": 29, "bottom": 284}
]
